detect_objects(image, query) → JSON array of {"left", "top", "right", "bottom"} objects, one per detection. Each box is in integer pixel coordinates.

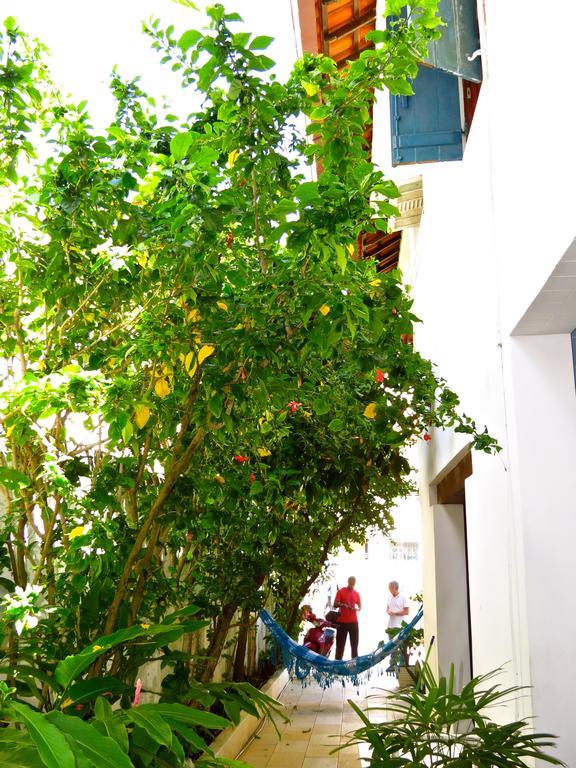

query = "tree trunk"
[
  {"left": 232, "top": 608, "right": 251, "bottom": 681},
  {"left": 200, "top": 603, "right": 236, "bottom": 683}
]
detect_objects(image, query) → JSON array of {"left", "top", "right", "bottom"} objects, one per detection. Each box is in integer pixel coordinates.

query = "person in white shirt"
[
  {"left": 386, "top": 580, "right": 409, "bottom": 672},
  {"left": 386, "top": 580, "right": 409, "bottom": 632}
]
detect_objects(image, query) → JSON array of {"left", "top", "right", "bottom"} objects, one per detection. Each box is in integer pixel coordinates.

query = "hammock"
[{"left": 259, "top": 605, "right": 423, "bottom": 688}]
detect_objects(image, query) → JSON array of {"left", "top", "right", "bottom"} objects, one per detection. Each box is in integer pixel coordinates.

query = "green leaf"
[
  {"left": 170, "top": 131, "right": 196, "bottom": 161},
  {"left": 55, "top": 624, "right": 188, "bottom": 689},
  {"left": 0, "top": 467, "right": 31, "bottom": 490},
  {"left": 137, "top": 702, "right": 231, "bottom": 731},
  {"left": 94, "top": 697, "right": 129, "bottom": 754},
  {"left": 328, "top": 418, "right": 344, "bottom": 432},
  {"left": 335, "top": 244, "right": 347, "bottom": 274},
  {"left": 312, "top": 398, "right": 331, "bottom": 416},
  {"left": 250, "top": 55, "right": 275, "bottom": 71},
  {"left": 125, "top": 708, "right": 172, "bottom": 748},
  {"left": 178, "top": 29, "right": 202, "bottom": 51},
  {"left": 249, "top": 35, "right": 274, "bottom": 50},
  {"left": 46, "top": 711, "right": 133, "bottom": 768},
  {"left": 0, "top": 747, "right": 44, "bottom": 768},
  {"left": 63, "top": 677, "right": 128, "bottom": 708},
  {"left": 7, "top": 703, "right": 75, "bottom": 768},
  {"left": 232, "top": 32, "right": 251, "bottom": 47}
]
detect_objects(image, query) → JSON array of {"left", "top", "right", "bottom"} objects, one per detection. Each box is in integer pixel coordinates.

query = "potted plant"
[
  {"left": 386, "top": 606, "right": 424, "bottom": 688},
  {"left": 342, "top": 661, "right": 566, "bottom": 767}
]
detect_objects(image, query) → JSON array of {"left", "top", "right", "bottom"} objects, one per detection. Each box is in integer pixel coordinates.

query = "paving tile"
[{"left": 302, "top": 758, "right": 339, "bottom": 768}]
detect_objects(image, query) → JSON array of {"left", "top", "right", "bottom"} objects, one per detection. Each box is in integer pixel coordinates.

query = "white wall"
[
  {"left": 371, "top": 0, "right": 576, "bottom": 762},
  {"left": 506, "top": 334, "right": 576, "bottom": 759}
]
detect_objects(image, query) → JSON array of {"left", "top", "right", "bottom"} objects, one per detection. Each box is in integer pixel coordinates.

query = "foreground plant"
[
  {"left": 344, "top": 662, "right": 565, "bottom": 767},
  {"left": 0, "top": 607, "right": 285, "bottom": 767}
]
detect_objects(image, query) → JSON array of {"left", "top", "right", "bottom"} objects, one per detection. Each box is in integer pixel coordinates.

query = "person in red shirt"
[{"left": 333, "top": 576, "right": 362, "bottom": 659}]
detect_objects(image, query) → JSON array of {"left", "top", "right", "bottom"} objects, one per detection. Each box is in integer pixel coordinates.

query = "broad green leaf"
[
  {"left": 55, "top": 624, "right": 187, "bottom": 688},
  {"left": 178, "top": 29, "right": 202, "bottom": 51},
  {"left": 7, "top": 703, "right": 75, "bottom": 768},
  {"left": 0, "top": 466, "right": 30, "bottom": 490},
  {"left": 249, "top": 35, "right": 274, "bottom": 50},
  {"left": 143, "top": 702, "right": 231, "bottom": 730},
  {"left": 170, "top": 131, "right": 196, "bottom": 161},
  {"left": 0, "top": 747, "right": 44, "bottom": 768},
  {"left": 94, "top": 697, "right": 129, "bottom": 754},
  {"left": 125, "top": 708, "right": 172, "bottom": 748},
  {"left": 61, "top": 676, "right": 128, "bottom": 708},
  {"left": 46, "top": 711, "right": 133, "bottom": 768}
]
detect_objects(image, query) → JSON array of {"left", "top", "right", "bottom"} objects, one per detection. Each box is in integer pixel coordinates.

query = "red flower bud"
[
  {"left": 249, "top": 472, "right": 256, "bottom": 483},
  {"left": 423, "top": 433, "right": 432, "bottom": 442},
  {"left": 233, "top": 455, "right": 249, "bottom": 462},
  {"left": 287, "top": 401, "right": 302, "bottom": 412},
  {"left": 375, "top": 369, "right": 385, "bottom": 383}
]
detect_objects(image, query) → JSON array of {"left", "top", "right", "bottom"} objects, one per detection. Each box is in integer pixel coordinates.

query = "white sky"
[{"left": 2, "top": 0, "right": 302, "bottom": 126}]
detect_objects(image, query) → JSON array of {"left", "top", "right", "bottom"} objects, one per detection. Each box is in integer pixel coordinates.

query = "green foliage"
[
  {"left": 343, "top": 663, "right": 565, "bottom": 766},
  {"left": 0, "top": 619, "right": 285, "bottom": 767},
  {"left": 0, "top": 0, "right": 499, "bottom": 705}
]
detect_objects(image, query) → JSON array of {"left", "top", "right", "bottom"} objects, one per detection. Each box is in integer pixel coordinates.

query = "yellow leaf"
[
  {"left": 319, "top": 304, "right": 331, "bottom": 316},
  {"left": 216, "top": 301, "right": 228, "bottom": 311},
  {"left": 227, "top": 149, "right": 240, "bottom": 167},
  {"left": 302, "top": 81, "right": 318, "bottom": 97},
  {"left": 233, "top": 323, "right": 243, "bottom": 330},
  {"left": 134, "top": 404, "right": 151, "bottom": 429},
  {"left": 257, "top": 447, "right": 271, "bottom": 457},
  {"left": 136, "top": 252, "right": 148, "bottom": 268},
  {"left": 198, "top": 345, "right": 215, "bottom": 365},
  {"left": 215, "top": 474, "right": 225, "bottom": 485},
  {"left": 5, "top": 424, "right": 15, "bottom": 438},
  {"left": 347, "top": 243, "right": 355, "bottom": 255},
  {"left": 369, "top": 278, "right": 381, "bottom": 287},
  {"left": 69, "top": 525, "right": 86, "bottom": 540},
  {"left": 184, "top": 351, "right": 194, "bottom": 372},
  {"left": 154, "top": 378, "right": 171, "bottom": 398},
  {"left": 140, "top": 623, "right": 150, "bottom": 629},
  {"left": 187, "top": 308, "right": 201, "bottom": 323},
  {"left": 297, "top": 375, "right": 302, "bottom": 388},
  {"left": 188, "top": 360, "right": 198, "bottom": 379},
  {"left": 364, "top": 402, "right": 377, "bottom": 419},
  {"left": 92, "top": 645, "right": 103, "bottom": 652},
  {"left": 61, "top": 698, "right": 73, "bottom": 710}
]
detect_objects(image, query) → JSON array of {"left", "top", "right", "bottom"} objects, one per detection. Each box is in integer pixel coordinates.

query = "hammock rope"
[{"left": 259, "top": 605, "right": 423, "bottom": 688}]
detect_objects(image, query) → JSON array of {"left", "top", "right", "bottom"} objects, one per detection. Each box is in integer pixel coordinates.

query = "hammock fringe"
[{"left": 259, "top": 606, "right": 423, "bottom": 688}]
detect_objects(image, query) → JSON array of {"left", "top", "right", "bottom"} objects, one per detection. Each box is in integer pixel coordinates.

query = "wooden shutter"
[
  {"left": 390, "top": 65, "right": 463, "bottom": 166},
  {"left": 426, "top": 0, "right": 482, "bottom": 82}
]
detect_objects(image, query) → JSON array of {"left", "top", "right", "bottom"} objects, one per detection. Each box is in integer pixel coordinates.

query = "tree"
[{"left": 0, "top": 0, "right": 498, "bottom": 695}]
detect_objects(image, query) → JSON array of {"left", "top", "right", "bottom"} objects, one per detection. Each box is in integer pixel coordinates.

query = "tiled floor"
[{"left": 238, "top": 674, "right": 396, "bottom": 768}]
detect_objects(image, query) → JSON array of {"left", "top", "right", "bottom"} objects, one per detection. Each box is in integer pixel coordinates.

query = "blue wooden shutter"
[
  {"left": 426, "top": 0, "right": 482, "bottom": 82},
  {"left": 390, "top": 65, "right": 463, "bottom": 166}
]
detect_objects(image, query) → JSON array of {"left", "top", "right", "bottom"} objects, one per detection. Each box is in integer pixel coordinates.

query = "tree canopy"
[{"left": 0, "top": 0, "right": 497, "bottom": 696}]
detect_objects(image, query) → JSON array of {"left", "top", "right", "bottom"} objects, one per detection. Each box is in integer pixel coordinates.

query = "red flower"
[
  {"left": 240, "top": 369, "right": 246, "bottom": 380},
  {"left": 233, "top": 455, "right": 249, "bottom": 462},
  {"left": 249, "top": 472, "right": 256, "bottom": 483},
  {"left": 423, "top": 433, "right": 432, "bottom": 442},
  {"left": 287, "top": 401, "right": 302, "bottom": 412},
  {"left": 375, "top": 369, "right": 385, "bottom": 383}
]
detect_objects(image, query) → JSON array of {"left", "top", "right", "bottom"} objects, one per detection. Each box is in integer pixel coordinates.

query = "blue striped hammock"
[{"left": 259, "top": 606, "right": 423, "bottom": 688}]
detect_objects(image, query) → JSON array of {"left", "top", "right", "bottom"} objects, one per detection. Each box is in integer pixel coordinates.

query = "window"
[
  {"left": 389, "top": 541, "right": 419, "bottom": 560},
  {"left": 390, "top": 0, "right": 482, "bottom": 166}
]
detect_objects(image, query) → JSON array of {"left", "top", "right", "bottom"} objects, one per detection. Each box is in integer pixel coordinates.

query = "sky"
[{"left": 2, "top": 0, "right": 302, "bottom": 127}]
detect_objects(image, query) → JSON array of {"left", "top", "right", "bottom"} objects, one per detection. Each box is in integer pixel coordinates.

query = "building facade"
[{"left": 298, "top": 0, "right": 576, "bottom": 762}]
